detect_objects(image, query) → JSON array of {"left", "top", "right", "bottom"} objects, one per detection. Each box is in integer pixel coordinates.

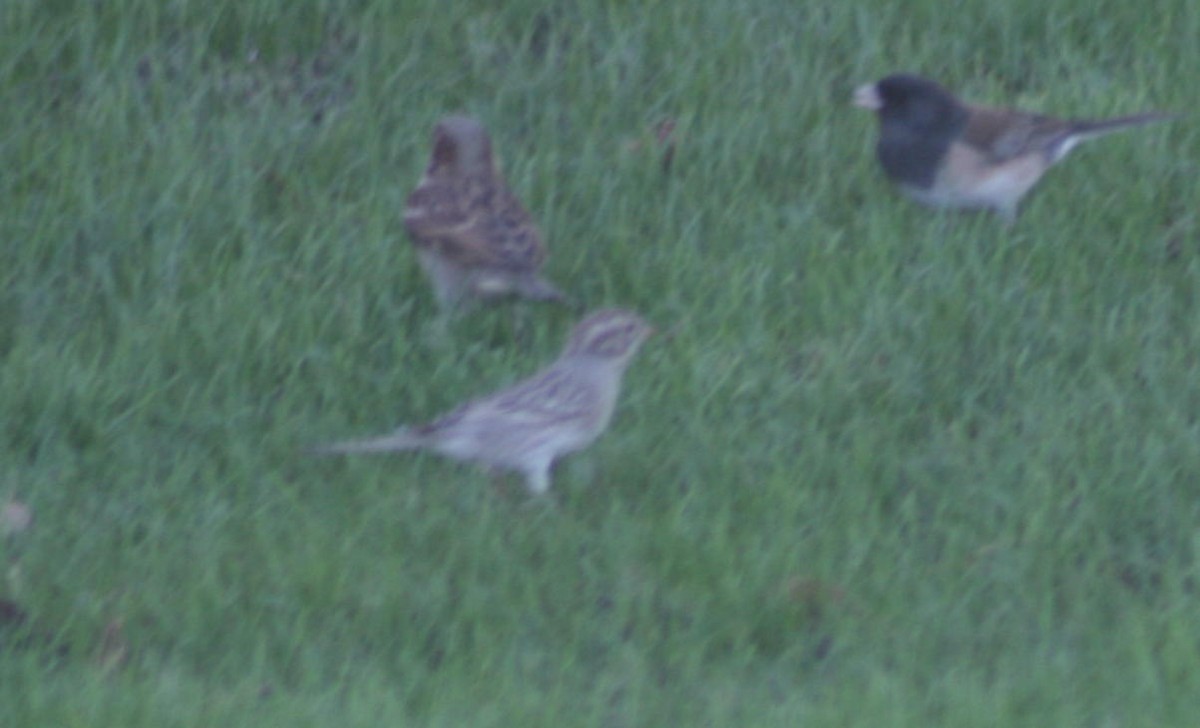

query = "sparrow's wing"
[
  {"left": 488, "top": 368, "right": 598, "bottom": 425},
  {"left": 428, "top": 367, "right": 592, "bottom": 431},
  {"left": 416, "top": 368, "right": 600, "bottom": 457},
  {"left": 404, "top": 179, "right": 546, "bottom": 272}
]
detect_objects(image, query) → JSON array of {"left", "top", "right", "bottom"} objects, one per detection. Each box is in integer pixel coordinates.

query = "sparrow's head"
[
  {"left": 854, "top": 73, "right": 965, "bottom": 131},
  {"left": 563, "top": 308, "right": 653, "bottom": 365},
  {"left": 428, "top": 115, "right": 495, "bottom": 176}
]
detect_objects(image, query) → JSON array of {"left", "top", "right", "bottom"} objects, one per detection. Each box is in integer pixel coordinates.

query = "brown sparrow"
[{"left": 404, "top": 115, "right": 568, "bottom": 308}]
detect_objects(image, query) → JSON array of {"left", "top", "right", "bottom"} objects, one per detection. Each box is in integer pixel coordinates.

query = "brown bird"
[
  {"left": 313, "top": 308, "right": 653, "bottom": 495},
  {"left": 404, "top": 115, "right": 568, "bottom": 309},
  {"left": 854, "top": 73, "right": 1175, "bottom": 222}
]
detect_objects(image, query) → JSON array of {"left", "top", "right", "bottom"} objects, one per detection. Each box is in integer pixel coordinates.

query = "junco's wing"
[{"left": 962, "top": 106, "right": 1174, "bottom": 165}]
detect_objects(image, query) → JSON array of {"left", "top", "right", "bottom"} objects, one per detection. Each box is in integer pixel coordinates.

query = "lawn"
[{"left": 2, "top": 0, "right": 1198, "bottom": 725}]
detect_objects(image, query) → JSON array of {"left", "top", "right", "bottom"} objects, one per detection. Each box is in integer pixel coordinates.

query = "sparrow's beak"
[{"left": 852, "top": 83, "right": 882, "bottom": 110}]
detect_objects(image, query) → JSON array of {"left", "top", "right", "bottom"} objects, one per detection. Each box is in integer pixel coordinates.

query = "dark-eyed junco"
[
  {"left": 404, "top": 115, "right": 567, "bottom": 310},
  {"left": 854, "top": 73, "right": 1175, "bottom": 222}
]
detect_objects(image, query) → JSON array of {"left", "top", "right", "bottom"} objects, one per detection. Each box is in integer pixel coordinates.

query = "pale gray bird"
[
  {"left": 404, "top": 115, "right": 568, "bottom": 309},
  {"left": 314, "top": 308, "right": 653, "bottom": 494}
]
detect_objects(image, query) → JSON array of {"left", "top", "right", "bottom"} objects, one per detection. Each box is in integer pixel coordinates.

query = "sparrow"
[
  {"left": 854, "top": 73, "right": 1174, "bottom": 222},
  {"left": 314, "top": 308, "right": 653, "bottom": 495},
  {"left": 403, "top": 115, "right": 568, "bottom": 309}
]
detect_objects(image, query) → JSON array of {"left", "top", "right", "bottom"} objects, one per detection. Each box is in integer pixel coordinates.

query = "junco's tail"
[
  {"left": 1055, "top": 111, "right": 1177, "bottom": 160},
  {"left": 1074, "top": 110, "right": 1175, "bottom": 136},
  {"left": 310, "top": 428, "right": 426, "bottom": 455}
]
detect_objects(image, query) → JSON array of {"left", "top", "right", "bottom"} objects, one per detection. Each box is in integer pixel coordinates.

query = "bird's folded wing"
[
  {"left": 488, "top": 369, "right": 596, "bottom": 425},
  {"left": 962, "top": 106, "right": 1073, "bottom": 163},
  {"left": 405, "top": 183, "right": 546, "bottom": 272},
  {"left": 417, "top": 369, "right": 596, "bottom": 441}
]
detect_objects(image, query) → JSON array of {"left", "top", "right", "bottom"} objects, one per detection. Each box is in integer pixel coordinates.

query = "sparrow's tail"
[{"left": 310, "top": 428, "right": 426, "bottom": 455}]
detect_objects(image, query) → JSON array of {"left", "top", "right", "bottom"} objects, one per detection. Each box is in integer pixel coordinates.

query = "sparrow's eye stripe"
[{"left": 586, "top": 325, "right": 640, "bottom": 355}]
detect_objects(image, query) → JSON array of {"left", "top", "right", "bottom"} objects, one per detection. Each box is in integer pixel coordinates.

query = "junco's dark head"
[
  {"left": 854, "top": 73, "right": 967, "bottom": 133},
  {"left": 854, "top": 73, "right": 970, "bottom": 191}
]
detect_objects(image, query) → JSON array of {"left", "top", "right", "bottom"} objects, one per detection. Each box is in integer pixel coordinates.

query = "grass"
[{"left": 2, "top": 0, "right": 1198, "bottom": 724}]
